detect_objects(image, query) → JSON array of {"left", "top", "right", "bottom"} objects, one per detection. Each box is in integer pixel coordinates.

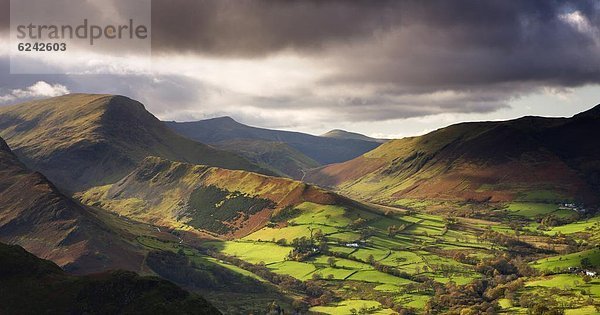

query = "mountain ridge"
[
  {"left": 0, "top": 135, "right": 144, "bottom": 274},
  {"left": 164, "top": 116, "right": 382, "bottom": 177},
  {"left": 79, "top": 156, "right": 344, "bottom": 239},
  {"left": 321, "top": 129, "right": 387, "bottom": 143},
  {"left": 307, "top": 104, "right": 600, "bottom": 206},
  {"left": 0, "top": 94, "right": 269, "bottom": 192}
]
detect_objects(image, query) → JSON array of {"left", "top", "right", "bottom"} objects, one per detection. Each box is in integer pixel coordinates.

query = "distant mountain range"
[
  {"left": 0, "top": 94, "right": 269, "bottom": 192},
  {"left": 321, "top": 129, "right": 387, "bottom": 143},
  {"left": 165, "top": 117, "right": 383, "bottom": 178},
  {"left": 307, "top": 104, "right": 600, "bottom": 206}
]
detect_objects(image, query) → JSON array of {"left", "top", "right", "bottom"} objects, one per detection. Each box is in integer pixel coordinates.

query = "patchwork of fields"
[{"left": 119, "top": 194, "right": 600, "bottom": 314}]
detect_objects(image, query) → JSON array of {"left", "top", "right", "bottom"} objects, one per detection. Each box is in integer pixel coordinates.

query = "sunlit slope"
[
  {"left": 0, "top": 137, "right": 143, "bottom": 274},
  {"left": 79, "top": 156, "right": 340, "bottom": 238},
  {"left": 0, "top": 94, "right": 268, "bottom": 192},
  {"left": 308, "top": 105, "right": 600, "bottom": 205}
]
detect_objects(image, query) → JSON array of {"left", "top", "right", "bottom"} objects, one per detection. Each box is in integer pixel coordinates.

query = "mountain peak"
[
  {"left": 321, "top": 129, "right": 384, "bottom": 143},
  {"left": 205, "top": 116, "right": 241, "bottom": 125},
  {"left": 0, "top": 95, "right": 268, "bottom": 191}
]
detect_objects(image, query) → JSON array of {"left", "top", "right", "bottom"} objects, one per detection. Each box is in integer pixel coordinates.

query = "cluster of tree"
[
  {"left": 518, "top": 293, "right": 565, "bottom": 315},
  {"left": 187, "top": 185, "right": 275, "bottom": 234},
  {"left": 423, "top": 254, "right": 553, "bottom": 314},
  {"left": 270, "top": 206, "right": 300, "bottom": 223},
  {"left": 423, "top": 280, "right": 498, "bottom": 314},
  {"left": 145, "top": 250, "right": 264, "bottom": 293},
  {"left": 478, "top": 229, "right": 540, "bottom": 254},
  {"left": 350, "top": 217, "right": 368, "bottom": 229},
  {"left": 288, "top": 230, "right": 329, "bottom": 261},
  {"left": 387, "top": 224, "right": 407, "bottom": 237},
  {"left": 538, "top": 214, "right": 579, "bottom": 230},
  {"left": 475, "top": 255, "right": 537, "bottom": 277}
]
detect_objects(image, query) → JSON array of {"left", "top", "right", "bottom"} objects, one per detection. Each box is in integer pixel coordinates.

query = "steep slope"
[
  {"left": 164, "top": 117, "right": 382, "bottom": 167},
  {"left": 0, "top": 242, "right": 221, "bottom": 314},
  {"left": 0, "top": 137, "right": 143, "bottom": 274},
  {"left": 321, "top": 129, "right": 387, "bottom": 143},
  {"left": 79, "top": 156, "right": 342, "bottom": 238},
  {"left": 215, "top": 138, "right": 320, "bottom": 178},
  {"left": 0, "top": 94, "right": 268, "bottom": 192},
  {"left": 307, "top": 105, "right": 600, "bottom": 205}
]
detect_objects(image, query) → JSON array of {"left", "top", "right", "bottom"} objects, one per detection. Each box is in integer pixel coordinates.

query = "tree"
[
  {"left": 266, "top": 301, "right": 283, "bottom": 315},
  {"left": 581, "top": 257, "right": 592, "bottom": 269},
  {"left": 292, "top": 300, "right": 309, "bottom": 313},
  {"left": 318, "top": 291, "right": 334, "bottom": 305},
  {"left": 327, "top": 257, "right": 336, "bottom": 267},
  {"left": 350, "top": 217, "right": 367, "bottom": 229},
  {"left": 368, "top": 254, "right": 375, "bottom": 264}
]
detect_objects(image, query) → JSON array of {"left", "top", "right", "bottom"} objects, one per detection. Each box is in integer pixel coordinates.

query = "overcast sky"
[{"left": 1, "top": 0, "right": 599, "bottom": 138}]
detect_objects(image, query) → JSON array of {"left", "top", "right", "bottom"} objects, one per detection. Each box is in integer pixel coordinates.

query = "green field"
[
  {"left": 531, "top": 249, "right": 600, "bottom": 272},
  {"left": 191, "top": 198, "right": 600, "bottom": 314},
  {"left": 526, "top": 274, "right": 600, "bottom": 297},
  {"left": 506, "top": 202, "right": 561, "bottom": 218},
  {"left": 204, "top": 241, "right": 292, "bottom": 264},
  {"left": 310, "top": 299, "right": 394, "bottom": 315}
]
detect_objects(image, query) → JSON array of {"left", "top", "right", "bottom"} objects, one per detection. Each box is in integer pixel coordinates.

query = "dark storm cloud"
[
  {"left": 147, "top": 0, "right": 600, "bottom": 117},
  {"left": 1, "top": 0, "right": 599, "bottom": 126},
  {"left": 150, "top": 0, "right": 401, "bottom": 56}
]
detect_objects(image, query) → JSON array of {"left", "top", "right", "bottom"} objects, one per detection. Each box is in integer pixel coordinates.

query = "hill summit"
[
  {"left": 0, "top": 94, "right": 268, "bottom": 192},
  {"left": 308, "top": 104, "right": 600, "bottom": 205}
]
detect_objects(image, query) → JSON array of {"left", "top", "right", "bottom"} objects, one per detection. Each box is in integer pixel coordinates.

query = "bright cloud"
[{"left": 0, "top": 81, "right": 70, "bottom": 103}]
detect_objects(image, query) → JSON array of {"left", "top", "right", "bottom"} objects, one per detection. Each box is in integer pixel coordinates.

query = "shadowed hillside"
[
  {"left": 0, "top": 94, "right": 269, "bottom": 192},
  {"left": 0, "top": 137, "right": 143, "bottom": 274},
  {"left": 321, "top": 129, "right": 387, "bottom": 143},
  {"left": 307, "top": 105, "right": 600, "bottom": 206},
  {"left": 0, "top": 242, "right": 221, "bottom": 315},
  {"left": 165, "top": 117, "right": 382, "bottom": 178},
  {"left": 213, "top": 138, "right": 321, "bottom": 179}
]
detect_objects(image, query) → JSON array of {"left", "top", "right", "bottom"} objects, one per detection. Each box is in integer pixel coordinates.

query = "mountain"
[
  {"left": 0, "top": 242, "right": 221, "bottom": 314},
  {"left": 0, "top": 136, "right": 143, "bottom": 274},
  {"left": 307, "top": 105, "right": 600, "bottom": 205},
  {"left": 321, "top": 129, "right": 387, "bottom": 143},
  {"left": 212, "top": 138, "right": 320, "bottom": 179},
  {"left": 0, "top": 94, "right": 269, "bottom": 192},
  {"left": 164, "top": 117, "right": 382, "bottom": 177},
  {"left": 79, "top": 156, "right": 342, "bottom": 238}
]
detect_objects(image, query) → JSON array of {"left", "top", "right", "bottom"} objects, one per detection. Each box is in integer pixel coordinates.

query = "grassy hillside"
[
  {"left": 0, "top": 140, "right": 304, "bottom": 313},
  {"left": 0, "top": 136, "right": 144, "bottom": 274},
  {"left": 308, "top": 105, "right": 600, "bottom": 207},
  {"left": 0, "top": 94, "right": 268, "bottom": 192},
  {"left": 75, "top": 154, "right": 600, "bottom": 313},
  {"left": 0, "top": 242, "right": 221, "bottom": 314},
  {"left": 165, "top": 116, "right": 382, "bottom": 166},
  {"left": 79, "top": 156, "right": 340, "bottom": 238},
  {"left": 215, "top": 138, "right": 320, "bottom": 178}
]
